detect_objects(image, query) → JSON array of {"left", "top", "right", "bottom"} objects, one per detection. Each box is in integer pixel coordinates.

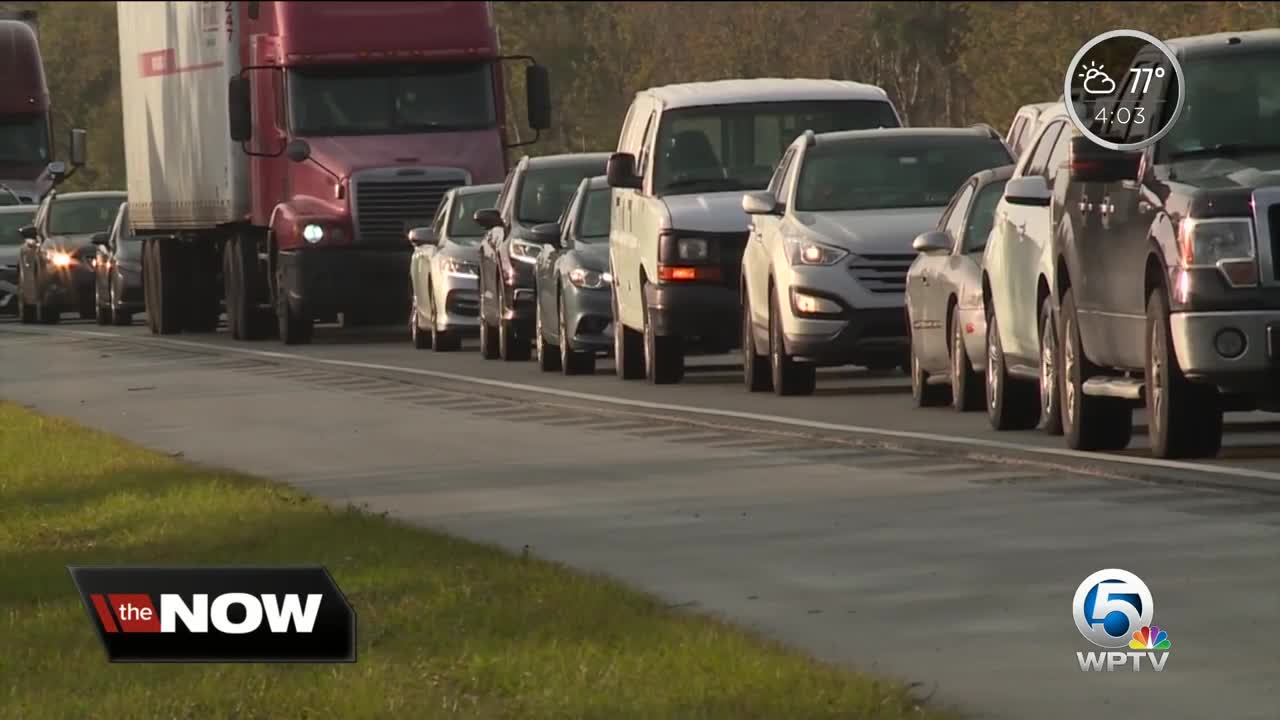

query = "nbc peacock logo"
[{"left": 1072, "top": 569, "right": 1171, "bottom": 672}]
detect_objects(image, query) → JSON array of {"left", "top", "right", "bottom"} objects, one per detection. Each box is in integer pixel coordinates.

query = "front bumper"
[
  {"left": 1169, "top": 310, "right": 1280, "bottom": 393},
  {"left": 562, "top": 283, "right": 614, "bottom": 353},
  {"left": 431, "top": 268, "right": 481, "bottom": 333},
  {"left": 774, "top": 262, "right": 910, "bottom": 365},
  {"left": 643, "top": 281, "right": 739, "bottom": 348},
  {"left": 279, "top": 248, "right": 411, "bottom": 316},
  {"left": 37, "top": 264, "right": 94, "bottom": 312}
]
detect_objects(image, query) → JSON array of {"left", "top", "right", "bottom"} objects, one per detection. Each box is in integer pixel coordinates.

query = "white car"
[
  {"left": 739, "top": 127, "right": 1014, "bottom": 395},
  {"left": 1004, "top": 101, "right": 1056, "bottom": 159},
  {"left": 981, "top": 101, "right": 1074, "bottom": 433},
  {"left": 604, "top": 78, "right": 903, "bottom": 385}
]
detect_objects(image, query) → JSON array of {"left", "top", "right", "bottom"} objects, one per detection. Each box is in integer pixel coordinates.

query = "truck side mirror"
[
  {"left": 525, "top": 64, "right": 551, "bottom": 131},
  {"left": 46, "top": 160, "right": 67, "bottom": 182},
  {"left": 69, "top": 128, "right": 87, "bottom": 168},
  {"left": 606, "top": 152, "right": 641, "bottom": 190},
  {"left": 285, "top": 139, "right": 312, "bottom": 163},
  {"left": 228, "top": 77, "right": 253, "bottom": 143}
]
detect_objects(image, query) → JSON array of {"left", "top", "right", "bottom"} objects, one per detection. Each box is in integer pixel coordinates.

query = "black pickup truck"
[{"left": 1055, "top": 29, "right": 1280, "bottom": 459}]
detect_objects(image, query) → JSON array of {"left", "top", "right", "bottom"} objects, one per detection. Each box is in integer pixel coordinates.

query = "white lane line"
[{"left": 33, "top": 327, "right": 1280, "bottom": 484}]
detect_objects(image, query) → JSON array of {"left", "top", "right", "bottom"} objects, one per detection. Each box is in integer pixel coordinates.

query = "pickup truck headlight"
[
  {"left": 510, "top": 238, "right": 541, "bottom": 264},
  {"left": 784, "top": 236, "right": 848, "bottom": 266},
  {"left": 441, "top": 257, "right": 479, "bottom": 278},
  {"left": 569, "top": 267, "right": 612, "bottom": 289},
  {"left": 1178, "top": 218, "right": 1257, "bottom": 287}
]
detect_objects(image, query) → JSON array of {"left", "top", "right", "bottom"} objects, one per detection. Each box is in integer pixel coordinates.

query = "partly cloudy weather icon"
[{"left": 1078, "top": 60, "right": 1117, "bottom": 95}]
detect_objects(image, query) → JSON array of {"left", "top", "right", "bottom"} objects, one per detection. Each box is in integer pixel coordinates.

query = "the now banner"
[{"left": 68, "top": 566, "right": 357, "bottom": 663}]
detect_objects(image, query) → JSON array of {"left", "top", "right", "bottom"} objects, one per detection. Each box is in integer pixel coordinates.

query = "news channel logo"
[{"left": 1072, "top": 568, "right": 1171, "bottom": 672}]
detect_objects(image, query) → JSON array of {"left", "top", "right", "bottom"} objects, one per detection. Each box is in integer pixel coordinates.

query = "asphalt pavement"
[{"left": 3, "top": 316, "right": 1279, "bottom": 719}]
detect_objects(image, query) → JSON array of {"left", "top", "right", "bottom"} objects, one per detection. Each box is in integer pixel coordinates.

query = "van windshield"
[{"left": 653, "top": 99, "right": 900, "bottom": 196}]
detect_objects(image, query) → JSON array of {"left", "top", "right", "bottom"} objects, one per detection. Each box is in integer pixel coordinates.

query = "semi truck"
[
  {"left": 0, "top": 10, "right": 55, "bottom": 204},
  {"left": 117, "top": 1, "right": 552, "bottom": 343}
]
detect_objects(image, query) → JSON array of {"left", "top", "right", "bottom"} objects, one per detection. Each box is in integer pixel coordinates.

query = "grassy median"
[{"left": 0, "top": 401, "right": 957, "bottom": 719}]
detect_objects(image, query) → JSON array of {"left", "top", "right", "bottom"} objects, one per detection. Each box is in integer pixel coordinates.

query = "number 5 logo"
[{"left": 1072, "top": 569, "right": 1154, "bottom": 648}]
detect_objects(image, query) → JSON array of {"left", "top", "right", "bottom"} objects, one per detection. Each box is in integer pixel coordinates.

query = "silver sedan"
[{"left": 905, "top": 164, "right": 1014, "bottom": 411}]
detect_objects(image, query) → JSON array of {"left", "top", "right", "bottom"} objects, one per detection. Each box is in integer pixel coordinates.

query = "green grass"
[{"left": 0, "top": 401, "right": 959, "bottom": 720}]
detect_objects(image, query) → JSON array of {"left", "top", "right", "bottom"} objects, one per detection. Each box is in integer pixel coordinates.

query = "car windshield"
[
  {"left": 517, "top": 161, "right": 608, "bottom": 225},
  {"left": 289, "top": 62, "right": 497, "bottom": 136},
  {"left": 653, "top": 99, "right": 900, "bottom": 196},
  {"left": 964, "top": 179, "right": 1008, "bottom": 252},
  {"left": 0, "top": 113, "right": 51, "bottom": 166},
  {"left": 48, "top": 197, "right": 126, "bottom": 236},
  {"left": 577, "top": 188, "right": 611, "bottom": 242},
  {"left": 0, "top": 208, "right": 36, "bottom": 245},
  {"left": 1157, "top": 51, "right": 1280, "bottom": 164},
  {"left": 795, "top": 137, "right": 1013, "bottom": 212},
  {"left": 447, "top": 190, "right": 500, "bottom": 243}
]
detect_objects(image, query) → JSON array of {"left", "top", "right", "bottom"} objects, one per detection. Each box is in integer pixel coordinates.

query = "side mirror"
[
  {"left": 606, "top": 152, "right": 642, "bottom": 190},
  {"left": 742, "top": 190, "right": 780, "bottom": 215},
  {"left": 229, "top": 77, "right": 253, "bottom": 143},
  {"left": 19, "top": 224, "right": 38, "bottom": 241},
  {"left": 406, "top": 226, "right": 437, "bottom": 247},
  {"left": 285, "top": 138, "right": 312, "bottom": 163},
  {"left": 529, "top": 222, "right": 561, "bottom": 246},
  {"left": 525, "top": 64, "right": 552, "bottom": 131},
  {"left": 1068, "top": 135, "right": 1141, "bottom": 183},
  {"left": 46, "top": 160, "right": 67, "bottom": 181},
  {"left": 473, "top": 208, "right": 503, "bottom": 230},
  {"left": 1003, "top": 175, "right": 1051, "bottom": 207},
  {"left": 912, "top": 230, "right": 952, "bottom": 254},
  {"left": 69, "top": 128, "right": 87, "bottom": 167},
  {"left": 91, "top": 232, "right": 110, "bottom": 246}
]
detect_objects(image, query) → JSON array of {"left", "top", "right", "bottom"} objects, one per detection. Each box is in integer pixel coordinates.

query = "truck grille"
[
  {"left": 848, "top": 254, "right": 915, "bottom": 294},
  {"left": 352, "top": 168, "right": 469, "bottom": 247}
]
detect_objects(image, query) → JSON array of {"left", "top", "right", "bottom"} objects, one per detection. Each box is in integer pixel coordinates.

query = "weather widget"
[{"left": 1064, "top": 29, "right": 1186, "bottom": 151}]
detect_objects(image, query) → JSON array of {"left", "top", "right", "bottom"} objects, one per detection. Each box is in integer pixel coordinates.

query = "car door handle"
[
  {"left": 1078, "top": 200, "right": 1093, "bottom": 213},
  {"left": 1099, "top": 200, "right": 1115, "bottom": 215}
]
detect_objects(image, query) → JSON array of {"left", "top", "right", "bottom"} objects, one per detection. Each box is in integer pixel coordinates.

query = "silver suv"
[{"left": 739, "top": 127, "right": 1013, "bottom": 395}]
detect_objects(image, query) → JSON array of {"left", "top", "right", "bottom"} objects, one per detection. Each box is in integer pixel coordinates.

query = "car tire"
[
  {"left": 1060, "top": 288, "right": 1132, "bottom": 451},
  {"left": 742, "top": 290, "right": 772, "bottom": 392},
  {"left": 430, "top": 289, "right": 460, "bottom": 352},
  {"left": 910, "top": 341, "right": 949, "bottom": 408},
  {"left": 984, "top": 311, "right": 1038, "bottom": 430},
  {"left": 479, "top": 318, "right": 499, "bottom": 359},
  {"left": 1145, "top": 290, "right": 1222, "bottom": 459},
  {"left": 499, "top": 319, "right": 530, "bottom": 361},
  {"left": 110, "top": 280, "right": 132, "bottom": 326},
  {"left": 535, "top": 295, "right": 561, "bottom": 372},
  {"left": 1038, "top": 297, "right": 1064, "bottom": 436},
  {"left": 275, "top": 265, "right": 313, "bottom": 345},
  {"left": 560, "top": 293, "right": 595, "bottom": 376},
  {"left": 769, "top": 289, "right": 815, "bottom": 396},
  {"left": 95, "top": 280, "right": 111, "bottom": 325},
  {"left": 410, "top": 294, "right": 431, "bottom": 350},
  {"left": 950, "top": 305, "right": 984, "bottom": 412},
  {"left": 643, "top": 284, "right": 683, "bottom": 385},
  {"left": 613, "top": 284, "right": 645, "bottom": 380}
]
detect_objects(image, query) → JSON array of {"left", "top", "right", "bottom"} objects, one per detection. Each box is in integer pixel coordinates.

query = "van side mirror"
[
  {"left": 606, "top": 152, "right": 641, "bottom": 190},
  {"left": 473, "top": 208, "right": 503, "bottom": 230},
  {"left": 69, "top": 128, "right": 87, "bottom": 167},
  {"left": 1068, "top": 135, "right": 1141, "bottom": 183},
  {"left": 285, "top": 138, "right": 312, "bottom": 163},
  {"left": 228, "top": 77, "right": 252, "bottom": 143},
  {"left": 525, "top": 64, "right": 551, "bottom": 131}
]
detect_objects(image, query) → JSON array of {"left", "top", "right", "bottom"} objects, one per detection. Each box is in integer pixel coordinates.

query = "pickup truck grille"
[
  {"left": 849, "top": 253, "right": 915, "bottom": 294},
  {"left": 352, "top": 168, "right": 469, "bottom": 247}
]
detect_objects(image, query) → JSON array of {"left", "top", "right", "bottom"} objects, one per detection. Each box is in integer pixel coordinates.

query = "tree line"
[{"left": 18, "top": 1, "right": 1280, "bottom": 192}]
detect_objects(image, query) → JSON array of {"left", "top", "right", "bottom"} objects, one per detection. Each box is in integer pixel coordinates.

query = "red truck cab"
[
  {"left": 225, "top": 0, "right": 551, "bottom": 343},
  {"left": 0, "top": 16, "right": 53, "bottom": 204}
]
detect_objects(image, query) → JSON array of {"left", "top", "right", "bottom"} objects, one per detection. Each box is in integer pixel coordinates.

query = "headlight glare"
[
  {"left": 47, "top": 250, "right": 73, "bottom": 267},
  {"left": 784, "top": 236, "right": 848, "bottom": 266},
  {"left": 302, "top": 224, "right": 324, "bottom": 244}
]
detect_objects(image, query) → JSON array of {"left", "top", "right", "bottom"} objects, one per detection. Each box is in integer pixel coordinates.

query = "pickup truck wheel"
[
  {"left": 149, "top": 239, "right": 183, "bottom": 335},
  {"left": 410, "top": 295, "right": 431, "bottom": 349},
  {"left": 1061, "top": 288, "right": 1132, "bottom": 450},
  {"left": 769, "top": 290, "right": 815, "bottom": 396},
  {"left": 1146, "top": 291, "right": 1223, "bottom": 458},
  {"left": 1038, "top": 297, "right": 1064, "bottom": 436},
  {"left": 742, "top": 291, "right": 771, "bottom": 392},
  {"left": 535, "top": 295, "right": 560, "bottom": 372},
  {"left": 643, "top": 287, "right": 684, "bottom": 384},
  {"left": 984, "top": 312, "right": 1038, "bottom": 430},
  {"left": 613, "top": 288, "right": 644, "bottom": 380},
  {"left": 950, "top": 305, "right": 984, "bottom": 412},
  {"left": 560, "top": 294, "right": 595, "bottom": 376}
]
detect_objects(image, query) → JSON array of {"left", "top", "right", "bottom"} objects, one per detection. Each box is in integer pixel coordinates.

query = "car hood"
[
  {"left": 792, "top": 207, "right": 946, "bottom": 254},
  {"left": 660, "top": 190, "right": 751, "bottom": 233},
  {"left": 570, "top": 242, "right": 610, "bottom": 271},
  {"left": 438, "top": 239, "right": 481, "bottom": 263}
]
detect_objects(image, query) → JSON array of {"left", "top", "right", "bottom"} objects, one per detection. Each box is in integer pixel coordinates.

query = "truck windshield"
[
  {"left": 448, "top": 190, "right": 500, "bottom": 242},
  {"left": 653, "top": 99, "right": 901, "bottom": 197},
  {"left": 48, "top": 197, "right": 126, "bottom": 236},
  {"left": 288, "top": 62, "right": 497, "bottom": 136},
  {"left": 517, "top": 160, "right": 609, "bottom": 225},
  {"left": 577, "top": 188, "right": 611, "bottom": 242},
  {"left": 0, "top": 208, "right": 36, "bottom": 245},
  {"left": 1157, "top": 51, "right": 1280, "bottom": 164},
  {"left": 0, "top": 113, "right": 51, "bottom": 166},
  {"left": 795, "top": 137, "right": 1013, "bottom": 212}
]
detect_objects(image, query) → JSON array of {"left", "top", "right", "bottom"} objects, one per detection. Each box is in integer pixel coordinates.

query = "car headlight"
[
  {"left": 1178, "top": 217, "right": 1257, "bottom": 287},
  {"left": 677, "top": 237, "right": 709, "bottom": 261},
  {"left": 303, "top": 224, "right": 324, "bottom": 244},
  {"left": 510, "top": 238, "right": 541, "bottom": 264},
  {"left": 46, "top": 250, "right": 73, "bottom": 268},
  {"left": 569, "top": 267, "right": 611, "bottom": 289},
  {"left": 442, "top": 257, "right": 479, "bottom": 278},
  {"left": 783, "top": 236, "right": 848, "bottom": 266}
]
